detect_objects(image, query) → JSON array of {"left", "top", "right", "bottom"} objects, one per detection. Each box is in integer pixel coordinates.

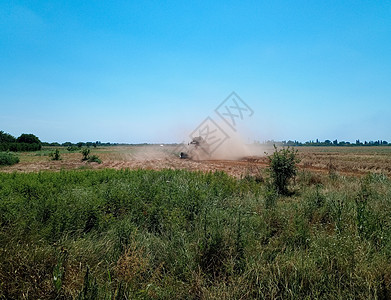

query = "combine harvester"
[{"left": 180, "top": 137, "right": 210, "bottom": 160}]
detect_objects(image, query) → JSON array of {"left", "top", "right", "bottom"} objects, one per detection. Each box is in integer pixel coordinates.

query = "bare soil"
[{"left": 1, "top": 145, "right": 391, "bottom": 178}]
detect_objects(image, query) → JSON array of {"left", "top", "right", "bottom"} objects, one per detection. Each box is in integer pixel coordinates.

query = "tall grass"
[{"left": 0, "top": 169, "right": 390, "bottom": 299}]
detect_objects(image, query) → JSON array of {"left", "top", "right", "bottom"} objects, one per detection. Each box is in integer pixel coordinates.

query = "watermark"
[
  {"left": 172, "top": 141, "right": 188, "bottom": 156},
  {"left": 215, "top": 92, "right": 254, "bottom": 131},
  {"left": 173, "top": 92, "right": 253, "bottom": 158},
  {"left": 189, "top": 117, "right": 229, "bottom": 156}
]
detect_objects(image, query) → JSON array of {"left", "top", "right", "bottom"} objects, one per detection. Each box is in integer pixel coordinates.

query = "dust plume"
[{"left": 210, "top": 135, "right": 250, "bottom": 160}]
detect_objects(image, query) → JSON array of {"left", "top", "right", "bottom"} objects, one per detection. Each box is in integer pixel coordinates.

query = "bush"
[
  {"left": 81, "top": 148, "right": 91, "bottom": 161},
  {"left": 88, "top": 155, "right": 102, "bottom": 164},
  {"left": 81, "top": 148, "right": 101, "bottom": 163},
  {"left": 49, "top": 149, "right": 61, "bottom": 161},
  {"left": 268, "top": 145, "right": 300, "bottom": 195},
  {"left": 0, "top": 152, "right": 19, "bottom": 166},
  {"left": 67, "top": 146, "right": 78, "bottom": 152}
]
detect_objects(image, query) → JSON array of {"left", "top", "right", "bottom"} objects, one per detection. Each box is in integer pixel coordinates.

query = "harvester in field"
[{"left": 180, "top": 136, "right": 210, "bottom": 160}]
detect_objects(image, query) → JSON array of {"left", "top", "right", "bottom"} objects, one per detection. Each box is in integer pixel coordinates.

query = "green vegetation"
[
  {"left": 0, "top": 131, "right": 42, "bottom": 152},
  {"left": 259, "top": 139, "right": 390, "bottom": 147},
  {"left": 0, "top": 131, "right": 15, "bottom": 144},
  {"left": 16, "top": 133, "right": 41, "bottom": 144},
  {"left": 49, "top": 149, "right": 61, "bottom": 161},
  {"left": 67, "top": 146, "right": 79, "bottom": 152},
  {"left": 268, "top": 146, "right": 300, "bottom": 195},
  {"left": 81, "top": 148, "right": 91, "bottom": 161},
  {"left": 81, "top": 148, "right": 102, "bottom": 164},
  {"left": 87, "top": 155, "right": 102, "bottom": 164},
  {"left": 0, "top": 152, "right": 19, "bottom": 166},
  {"left": 0, "top": 168, "right": 390, "bottom": 299}
]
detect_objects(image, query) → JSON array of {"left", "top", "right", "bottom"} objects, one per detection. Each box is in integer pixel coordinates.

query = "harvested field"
[{"left": 1, "top": 145, "right": 391, "bottom": 177}]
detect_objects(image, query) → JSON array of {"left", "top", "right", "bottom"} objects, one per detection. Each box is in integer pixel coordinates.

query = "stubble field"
[{"left": 2, "top": 145, "right": 391, "bottom": 177}]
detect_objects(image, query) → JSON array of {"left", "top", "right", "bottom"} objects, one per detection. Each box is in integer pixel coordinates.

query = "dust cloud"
[
  {"left": 122, "top": 127, "right": 267, "bottom": 162},
  {"left": 210, "top": 134, "right": 267, "bottom": 160}
]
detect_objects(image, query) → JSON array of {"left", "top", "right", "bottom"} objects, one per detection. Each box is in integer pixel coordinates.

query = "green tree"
[
  {"left": 16, "top": 133, "right": 41, "bottom": 144},
  {"left": 0, "top": 131, "right": 16, "bottom": 144}
]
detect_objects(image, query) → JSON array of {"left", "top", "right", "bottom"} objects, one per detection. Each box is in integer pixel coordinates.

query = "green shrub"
[
  {"left": 67, "top": 146, "right": 78, "bottom": 152},
  {"left": 0, "top": 152, "right": 19, "bottom": 166},
  {"left": 88, "top": 155, "right": 102, "bottom": 164},
  {"left": 81, "top": 148, "right": 91, "bottom": 161},
  {"left": 268, "top": 145, "right": 300, "bottom": 195},
  {"left": 80, "top": 148, "right": 101, "bottom": 163},
  {"left": 49, "top": 149, "right": 61, "bottom": 161}
]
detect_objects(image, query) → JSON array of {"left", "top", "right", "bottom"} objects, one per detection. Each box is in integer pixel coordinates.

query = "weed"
[
  {"left": 0, "top": 169, "right": 390, "bottom": 298},
  {"left": 77, "top": 266, "right": 98, "bottom": 299},
  {"left": 327, "top": 158, "right": 338, "bottom": 179},
  {"left": 298, "top": 170, "right": 323, "bottom": 187},
  {"left": 356, "top": 180, "right": 371, "bottom": 238},
  {"left": 264, "top": 182, "right": 278, "bottom": 209},
  {"left": 234, "top": 210, "right": 245, "bottom": 273},
  {"left": 328, "top": 194, "right": 346, "bottom": 234}
]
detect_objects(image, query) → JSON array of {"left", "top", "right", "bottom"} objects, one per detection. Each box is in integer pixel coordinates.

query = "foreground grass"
[{"left": 0, "top": 169, "right": 391, "bottom": 299}]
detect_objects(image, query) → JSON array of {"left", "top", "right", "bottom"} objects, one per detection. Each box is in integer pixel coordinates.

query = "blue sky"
[{"left": 0, "top": 1, "right": 390, "bottom": 143}]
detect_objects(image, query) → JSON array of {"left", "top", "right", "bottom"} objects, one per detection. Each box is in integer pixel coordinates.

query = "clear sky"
[{"left": 1, "top": 1, "right": 390, "bottom": 143}]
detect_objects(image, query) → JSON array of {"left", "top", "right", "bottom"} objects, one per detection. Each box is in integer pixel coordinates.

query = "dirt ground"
[{"left": 1, "top": 145, "right": 391, "bottom": 178}]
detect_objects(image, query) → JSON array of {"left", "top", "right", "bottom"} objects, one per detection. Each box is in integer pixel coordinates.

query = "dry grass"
[
  {"left": 1, "top": 145, "right": 390, "bottom": 178},
  {"left": 296, "top": 146, "right": 391, "bottom": 176}
]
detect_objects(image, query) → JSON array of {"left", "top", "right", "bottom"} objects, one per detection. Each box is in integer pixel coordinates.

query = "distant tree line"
[
  {"left": 0, "top": 131, "right": 42, "bottom": 152},
  {"left": 41, "top": 141, "right": 116, "bottom": 148},
  {"left": 41, "top": 141, "right": 160, "bottom": 147},
  {"left": 256, "top": 139, "right": 389, "bottom": 147}
]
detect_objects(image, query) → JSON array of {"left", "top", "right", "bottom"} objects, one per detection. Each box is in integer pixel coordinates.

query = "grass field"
[{"left": 1, "top": 146, "right": 391, "bottom": 299}]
